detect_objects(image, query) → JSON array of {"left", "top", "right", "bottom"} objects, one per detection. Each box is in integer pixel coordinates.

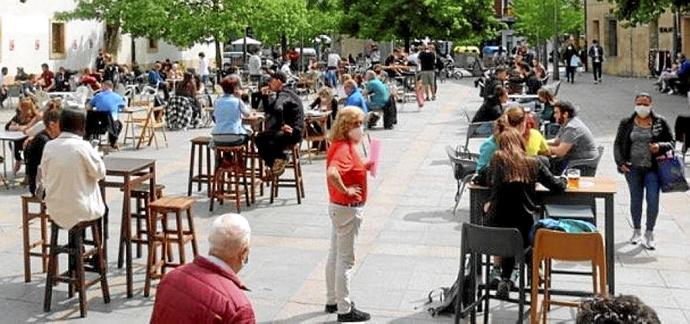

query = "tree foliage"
[
  {"left": 609, "top": 0, "right": 688, "bottom": 26},
  {"left": 341, "top": 0, "right": 501, "bottom": 47},
  {"left": 512, "top": 0, "right": 583, "bottom": 46}
]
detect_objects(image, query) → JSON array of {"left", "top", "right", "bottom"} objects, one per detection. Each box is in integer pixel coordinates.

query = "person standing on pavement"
[
  {"left": 614, "top": 93, "right": 674, "bottom": 250},
  {"left": 588, "top": 40, "right": 604, "bottom": 84},
  {"left": 327, "top": 51, "right": 342, "bottom": 88},
  {"left": 248, "top": 49, "right": 263, "bottom": 84},
  {"left": 563, "top": 44, "right": 578, "bottom": 84},
  {"left": 418, "top": 45, "right": 437, "bottom": 101},
  {"left": 198, "top": 52, "right": 210, "bottom": 86},
  {"left": 325, "top": 106, "right": 373, "bottom": 322}
]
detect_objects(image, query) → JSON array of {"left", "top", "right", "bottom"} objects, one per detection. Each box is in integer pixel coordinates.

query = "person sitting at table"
[
  {"left": 343, "top": 80, "right": 368, "bottom": 114},
  {"left": 176, "top": 72, "right": 201, "bottom": 117},
  {"left": 472, "top": 86, "right": 507, "bottom": 123},
  {"left": 485, "top": 128, "right": 566, "bottom": 299},
  {"left": 53, "top": 67, "right": 71, "bottom": 92},
  {"left": 310, "top": 87, "right": 339, "bottom": 122},
  {"left": 212, "top": 75, "right": 252, "bottom": 147},
  {"left": 257, "top": 71, "right": 304, "bottom": 178},
  {"left": 15, "top": 67, "right": 36, "bottom": 95},
  {"left": 537, "top": 88, "right": 557, "bottom": 123},
  {"left": 363, "top": 70, "right": 391, "bottom": 129},
  {"left": 148, "top": 63, "right": 170, "bottom": 100},
  {"left": 35, "top": 63, "right": 56, "bottom": 92},
  {"left": 548, "top": 100, "right": 599, "bottom": 175},
  {"left": 5, "top": 98, "right": 40, "bottom": 175},
  {"left": 80, "top": 68, "right": 101, "bottom": 91},
  {"left": 170, "top": 63, "right": 184, "bottom": 81},
  {"left": 383, "top": 48, "right": 405, "bottom": 78},
  {"left": 38, "top": 108, "right": 106, "bottom": 230},
  {"left": 150, "top": 213, "right": 256, "bottom": 323},
  {"left": 89, "top": 81, "right": 125, "bottom": 148},
  {"left": 0, "top": 67, "right": 8, "bottom": 109},
  {"left": 24, "top": 106, "right": 61, "bottom": 195}
]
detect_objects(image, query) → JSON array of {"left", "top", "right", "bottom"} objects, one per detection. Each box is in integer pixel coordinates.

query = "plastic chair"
[
  {"left": 568, "top": 146, "right": 605, "bottom": 177},
  {"left": 454, "top": 223, "right": 528, "bottom": 324},
  {"left": 445, "top": 145, "right": 477, "bottom": 215},
  {"left": 530, "top": 230, "right": 607, "bottom": 324}
]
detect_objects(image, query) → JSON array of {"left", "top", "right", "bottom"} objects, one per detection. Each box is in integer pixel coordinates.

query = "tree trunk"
[
  {"left": 281, "top": 33, "right": 288, "bottom": 58},
  {"left": 104, "top": 23, "right": 120, "bottom": 60},
  {"left": 673, "top": 6, "right": 680, "bottom": 55},
  {"left": 215, "top": 39, "right": 222, "bottom": 83}
]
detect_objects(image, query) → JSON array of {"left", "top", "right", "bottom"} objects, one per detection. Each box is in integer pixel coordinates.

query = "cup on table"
[{"left": 567, "top": 168, "right": 581, "bottom": 189}]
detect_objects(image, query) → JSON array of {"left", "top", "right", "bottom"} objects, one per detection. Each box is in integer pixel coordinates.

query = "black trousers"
[
  {"left": 592, "top": 62, "right": 602, "bottom": 81},
  {"left": 255, "top": 129, "right": 302, "bottom": 167},
  {"left": 565, "top": 66, "right": 576, "bottom": 82}
]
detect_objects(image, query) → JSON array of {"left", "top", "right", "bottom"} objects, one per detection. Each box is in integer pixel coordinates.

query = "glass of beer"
[{"left": 567, "top": 168, "right": 581, "bottom": 189}]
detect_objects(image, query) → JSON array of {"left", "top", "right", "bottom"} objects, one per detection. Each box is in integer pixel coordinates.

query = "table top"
[
  {"left": 469, "top": 176, "right": 618, "bottom": 195},
  {"left": 508, "top": 94, "right": 539, "bottom": 100},
  {"left": 0, "top": 130, "right": 28, "bottom": 141},
  {"left": 104, "top": 157, "right": 156, "bottom": 174}
]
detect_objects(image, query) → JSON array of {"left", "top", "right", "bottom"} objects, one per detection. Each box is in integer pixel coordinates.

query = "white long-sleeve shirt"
[
  {"left": 199, "top": 57, "right": 209, "bottom": 76},
  {"left": 248, "top": 55, "right": 262, "bottom": 76},
  {"left": 40, "top": 132, "right": 106, "bottom": 229}
]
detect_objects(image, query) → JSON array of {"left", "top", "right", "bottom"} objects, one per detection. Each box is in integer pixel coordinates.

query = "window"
[
  {"left": 607, "top": 19, "right": 618, "bottom": 57},
  {"left": 148, "top": 38, "right": 159, "bottom": 53},
  {"left": 50, "top": 22, "right": 66, "bottom": 59}
]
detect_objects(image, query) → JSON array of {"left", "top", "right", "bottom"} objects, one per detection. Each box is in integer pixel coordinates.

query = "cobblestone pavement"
[{"left": 0, "top": 73, "right": 689, "bottom": 323}]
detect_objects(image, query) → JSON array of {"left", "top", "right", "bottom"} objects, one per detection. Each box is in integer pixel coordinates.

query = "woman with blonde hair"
[
  {"left": 325, "top": 106, "right": 373, "bottom": 322},
  {"left": 485, "top": 128, "right": 566, "bottom": 299},
  {"left": 5, "top": 98, "right": 40, "bottom": 174}
]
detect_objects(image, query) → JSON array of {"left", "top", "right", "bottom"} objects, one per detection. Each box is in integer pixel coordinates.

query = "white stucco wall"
[{"left": 0, "top": 0, "right": 216, "bottom": 74}]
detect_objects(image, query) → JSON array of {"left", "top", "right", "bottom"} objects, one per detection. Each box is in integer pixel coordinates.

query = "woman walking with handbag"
[{"left": 614, "top": 93, "right": 675, "bottom": 250}]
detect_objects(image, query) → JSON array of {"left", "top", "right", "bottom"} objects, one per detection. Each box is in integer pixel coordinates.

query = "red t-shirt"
[
  {"left": 41, "top": 71, "right": 54, "bottom": 86},
  {"left": 327, "top": 140, "right": 367, "bottom": 205},
  {"left": 81, "top": 75, "right": 100, "bottom": 90}
]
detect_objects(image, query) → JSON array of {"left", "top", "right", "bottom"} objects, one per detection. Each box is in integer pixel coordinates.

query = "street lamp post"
[{"left": 553, "top": 0, "right": 560, "bottom": 81}]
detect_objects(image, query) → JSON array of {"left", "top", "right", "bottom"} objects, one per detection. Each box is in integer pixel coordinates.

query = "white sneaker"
[
  {"left": 643, "top": 231, "right": 656, "bottom": 250},
  {"left": 630, "top": 229, "right": 642, "bottom": 245}
]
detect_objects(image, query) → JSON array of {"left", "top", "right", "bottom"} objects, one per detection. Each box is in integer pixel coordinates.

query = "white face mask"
[
  {"left": 635, "top": 105, "right": 651, "bottom": 118},
  {"left": 348, "top": 125, "right": 364, "bottom": 142}
]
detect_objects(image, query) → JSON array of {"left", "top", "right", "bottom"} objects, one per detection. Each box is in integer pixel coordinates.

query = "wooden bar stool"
[
  {"left": 145, "top": 196, "right": 198, "bottom": 297},
  {"left": 210, "top": 145, "right": 250, "bottom": 212},
  {"left": 44, "top": 219, "right": 110, "bottom": 318},
  {"left": 245, "top": 136, "right": 265, "bottom": 204},
  {"left": 270, "top": 143, "right": 305, "bottom": 204},
  {"left": 21, "top": 194, "right": 51, "bottom": 282},
  {"left": 187, "top": 136, "right": 213, "bottom": 196},
  {"left": 303, "top": 114, "right": 330, "bottom": 163},
  {"left": 118, "top": 184, "right": 165, "bottom": 261}
]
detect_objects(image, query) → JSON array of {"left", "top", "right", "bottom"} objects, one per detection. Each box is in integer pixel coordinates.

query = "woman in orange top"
[{"left": 325, "top": 106, "right": 373, "bottom": 322}]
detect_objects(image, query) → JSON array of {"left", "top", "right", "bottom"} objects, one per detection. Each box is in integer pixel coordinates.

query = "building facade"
[
  {"left": 587, "top": 1, "right": 690, "bottom": 77},
  {"left": 0, "top": 0, "right": 215, "bottom": 75}
]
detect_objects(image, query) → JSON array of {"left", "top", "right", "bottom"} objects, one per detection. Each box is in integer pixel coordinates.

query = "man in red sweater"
[{"left": 151, "top": 213, "right": 255, "bottom": 323}]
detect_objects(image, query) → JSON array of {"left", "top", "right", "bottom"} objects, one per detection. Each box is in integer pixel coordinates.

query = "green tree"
[
  {"left": 609, "top": 0, "right": 688, "bottom": 53},
  {"left": 512, "top": 0, "right": 583, "bottom": 47},
  {"left": 341, "top": 0, "right": 500, "bottom": 50}
]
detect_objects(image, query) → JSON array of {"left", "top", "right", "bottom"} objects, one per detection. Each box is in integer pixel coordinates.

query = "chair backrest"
[
  {"left": 461, "top": 223, "right": 525, "bottom": 262},
  {"left": 34, "top": 90, "right": 51, "bottom": 108},
  {"left": 533, "top": 229, "right": 605, "bottom": 264},
  {"left": 445, "top": 145, "right": 478, "bottom": 180},
  {"left": 114, "top": 83, "right": 127, "bottom": 96},
  {"left": 304, "top": 114, "right": 329, "bottom": 139},
  {"left": 568, "top": 146, "right": 605, "bottom": 176},
  {"left": 7, "top": 84, "right": 23, "bottom": 97},
  {"left": 464, "top": 121, "right": 494, "bottom": 152}
]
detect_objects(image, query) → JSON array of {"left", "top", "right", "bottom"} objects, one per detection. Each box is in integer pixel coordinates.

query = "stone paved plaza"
[{"left": 1, "top": 75, "right": 690, "bottom": 323}]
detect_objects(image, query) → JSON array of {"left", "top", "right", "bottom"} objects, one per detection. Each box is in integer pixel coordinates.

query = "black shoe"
[
  {"left": 337, "top": 306, "right": 370, "bottom": 322},
  {"left": 325, "top": 304, "right": 337, "bottom": 313}
]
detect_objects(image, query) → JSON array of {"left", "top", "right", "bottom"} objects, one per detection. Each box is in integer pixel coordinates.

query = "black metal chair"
[
  {"left": 461, "top": 121, "right": 494, "bottom": 155},
  {"left": 445, "top": 145, "right": 477, "bottom": 215},
  {"left": 454, "top": 223, "right": 529, "bottom": 324}
]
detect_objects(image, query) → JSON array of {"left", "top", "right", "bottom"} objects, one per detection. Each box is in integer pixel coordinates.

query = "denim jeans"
[
  {"left": 325, "top": 69, "right": 337, "bottom": 88},
  {"left": 625, "top": 167, "right": 660, "bottom": 231}
]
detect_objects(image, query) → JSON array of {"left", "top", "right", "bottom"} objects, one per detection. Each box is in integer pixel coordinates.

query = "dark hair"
[
  {"left": 576, "top": 295, "right": 660, "bottom": 324},
  {"left": 198, "top": 52, "right": 205, "bottom": 58},
  {"left": 41, "top": 63, "right": 49, "bottom": 69},
  {"left": 592, "top": 39, "right": 598, "bottom": 44},
  {"left": 42, "top": 105, "right": 61, "bottom": 125},
  {"left": 102, "top": 80, "right": 114, "bottom": 88},
  {"left": 220, "top": 75, "right": 241, "bottom": 94},
  {"left": 494, "top": 66, "right": 507, "bottom": 75},
  {"left": 60, "top": 108, "right": 86, "bottom": 136},
  {"left": 1, "top": 67, "right": 7, "bottom": 73},
  {"left": 555, "top": 100, "right": 577, "bottom": 118}
]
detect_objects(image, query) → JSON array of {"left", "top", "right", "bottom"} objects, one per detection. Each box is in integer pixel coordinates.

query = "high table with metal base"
[
  {"left": 101, "top": 157, "right": 157, "bottom": 298},
  {"left": 467, "top": 176, "right": 617, "bottom": 295},
  {"left": 0, "top": 130, "right": 28, "bottom": 186}
]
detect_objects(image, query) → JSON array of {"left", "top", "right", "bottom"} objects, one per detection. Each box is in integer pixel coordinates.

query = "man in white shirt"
[
  {"left": 198, "top": 52, "right": 210, "bottom": 85},
  {"left": 40, "top": 109, "right": 106, "bottom": 230},
  {"left": 326, "top": 51, "right": 341, "bottom": 88},
  {"left": 248, "top": 49, "right": 263, "bottom": 83}
]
